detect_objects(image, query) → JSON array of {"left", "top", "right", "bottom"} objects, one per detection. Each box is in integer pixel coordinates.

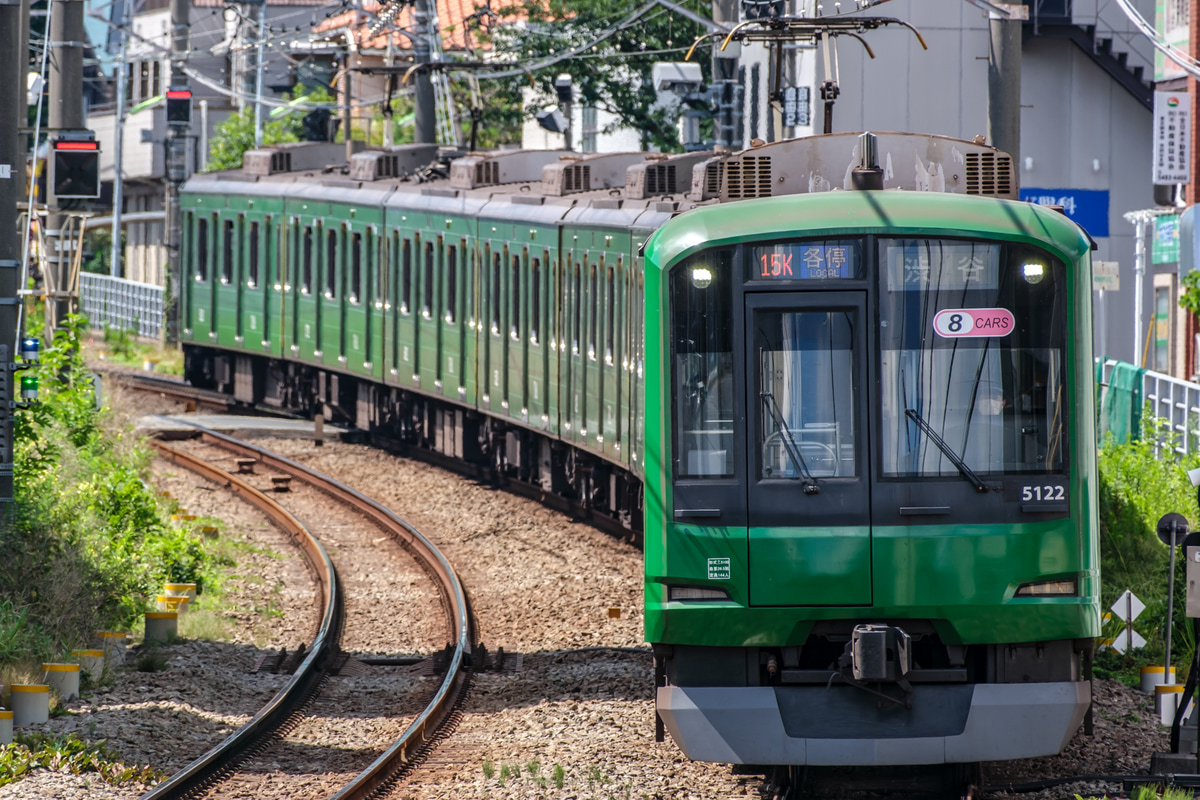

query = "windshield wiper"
[
  {"left": 904, "top": 408, "right": 988, "bottom": 493},
  {"left": 762, "top": 392, "right": 819, "bottom": 495}
]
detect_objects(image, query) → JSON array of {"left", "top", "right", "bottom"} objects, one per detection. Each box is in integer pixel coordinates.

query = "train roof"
[
  {"left": 642, "top": 190, "right": 1093, "bottom": 272},
  {"left": 182, "top": 131, "right": 1033, "bottom": 246}
]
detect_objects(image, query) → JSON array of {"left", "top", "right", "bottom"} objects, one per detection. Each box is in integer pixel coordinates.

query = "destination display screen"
[
  {"left": 884, "top": 240, "right": 1001, "bottom": 291},
  {"left": 748, "top": 240, "right": 863, "bottom": 281}
]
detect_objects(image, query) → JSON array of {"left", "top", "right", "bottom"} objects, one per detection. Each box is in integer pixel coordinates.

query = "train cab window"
[
  {"left": 756, "top": 310, "right": 859, "bottom": 479},
  {"left": 196, "top": 217, "right": 208, "bottom": 281},
  {"left": 492, "top": 251, "right": 502, "bottom": 335},
  {"left": 325, "top": 230, "right": 338, "bottom": 299},
  {"left": 350, "top": 232, "right": 362, "bottom": 304},
  {"left": 878, "top": 238, "right": 1067, "bottom": 477},
  {"left": 530, "top": 257, "right": 541, "bottom": 346},
  {"left": 248, "top": 222, "right": 260, "bottom": 288},
  {"left": 401, "top": 238, "right": 412, "bottom": 314},
  {"left": 222, "top": 220, "right": 234, "bottom": 284},
  {"left": 446, "top": 245, "right": 458, "bottom": 324},
  {"left": 605, "top": 266, "right": 615, "bottom": 365},
  {"left": 302, "top": 227, "right": 313, "bottom": 294},
  {"left": 672, "top": 248, "right": 735, "bottom": 478},
  {"left": 423, "top": 241, "right": 435, "bottom": 318},
  {"left": 511, "top": 254, "right": 521, "bottom": 340}
]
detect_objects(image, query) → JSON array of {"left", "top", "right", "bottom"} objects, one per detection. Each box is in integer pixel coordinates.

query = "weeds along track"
[{"left": 145, "top": 424, "right": 472, "bottom": 800}]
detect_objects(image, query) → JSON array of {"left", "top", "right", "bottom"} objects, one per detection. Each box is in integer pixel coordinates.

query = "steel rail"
[
  {"left": 152, "top": 419, "right": 473, "bottom": 799},
  {"left": 139, "top": 439, "right": 342, "bottom": 800}
]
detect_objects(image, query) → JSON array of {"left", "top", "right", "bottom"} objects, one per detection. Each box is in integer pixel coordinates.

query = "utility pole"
[
  {"left": 165, "top": 0, "right": 189, "bottom": 342},
  {"left": 252, "top": 0, "right": 266, "bottom": 148},
  {"left": 111, "top": 0, "right": 129, "bottom": 278},
  {"left": 412, "top": 0, "right": 435, "bottom": 144},
  {"left": 1, "top": 0, "right": 25, "bottom": 501},
  {"left": 342, "top": 32, "right": 353, "bottom": 162},
  {"left": 712, "top": 0, "right": 740, "bottom": 151},
  {"left": 47, "top": 0, "right": 86, "bottom": 334},
  {"left": 986, "top": 3, "right": 1026, "bottom": 186}
]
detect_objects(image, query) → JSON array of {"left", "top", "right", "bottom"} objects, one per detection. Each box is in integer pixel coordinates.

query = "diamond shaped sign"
[
  {"left": 1112, "top": 629, "right": 1147, "bottom": 654},
  {"left": 1111, "top": 590, "right": 1146, "bottom": 622}
]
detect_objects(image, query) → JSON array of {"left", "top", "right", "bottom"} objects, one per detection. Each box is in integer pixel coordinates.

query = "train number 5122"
[{"left": 1021, "top": 485, "right": 1065, "bottom": 502}]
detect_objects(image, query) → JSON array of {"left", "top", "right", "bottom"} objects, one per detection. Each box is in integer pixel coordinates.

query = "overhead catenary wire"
[{"left": 1113, "top": 0, "right": 1200, "bottom": 80}]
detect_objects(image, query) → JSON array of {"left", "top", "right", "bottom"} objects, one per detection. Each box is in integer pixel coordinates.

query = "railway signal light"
[
  {"left": 51, "top": 135, "right": 100, "bottom": 199},
  {"left": 166, "top": 88, "right": 192, "bottom": 125}
]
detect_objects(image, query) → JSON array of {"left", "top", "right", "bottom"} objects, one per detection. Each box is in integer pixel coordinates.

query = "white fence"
[
  {"left": 78, "top": 273, "right": 164, "bottom": 340},
  {"left": 1098, "top": 358, "right": 1200, "bottom": 457}
]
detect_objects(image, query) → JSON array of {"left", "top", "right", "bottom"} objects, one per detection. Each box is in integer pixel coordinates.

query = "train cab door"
[{"left": 743, "top": 291, "right": 872, "bottom": 607}]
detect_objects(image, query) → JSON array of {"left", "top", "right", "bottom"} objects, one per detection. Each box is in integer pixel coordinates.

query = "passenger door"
[{"left": 744, "top": 291, "right": 871, "bottom": 607}]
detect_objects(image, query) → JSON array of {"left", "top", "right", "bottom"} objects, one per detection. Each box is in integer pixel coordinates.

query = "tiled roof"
[
  {"left": 193, "top": 0, "right": 330, "bottom": 7},
  {"left": 315, "top": 0, "right": 523, "bottom": 54}
]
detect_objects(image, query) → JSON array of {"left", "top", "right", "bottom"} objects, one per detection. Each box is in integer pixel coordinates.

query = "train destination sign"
[
  {"left": 932, "top": 307, "right": 1015, "bottom": 338},
  {"left": 750, "top": 241, "right": 862, "bottom": 280}
]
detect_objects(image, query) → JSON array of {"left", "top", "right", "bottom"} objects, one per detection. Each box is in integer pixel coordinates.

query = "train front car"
[{"left": 643, "top": 136, "right": 1099, "bottom": 769}]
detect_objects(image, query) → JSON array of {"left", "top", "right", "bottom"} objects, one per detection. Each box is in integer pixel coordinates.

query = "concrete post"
[
  {"left": 413, "top": 0, "right": 436, "bottom": 144},
  {"left": 987, "top": 8, "right": 1022, "bottom": 187}
]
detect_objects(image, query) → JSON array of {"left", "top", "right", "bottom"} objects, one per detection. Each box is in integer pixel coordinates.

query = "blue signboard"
[{"left": 1019, "top": 188, "right": 1110, "bottom": 238}]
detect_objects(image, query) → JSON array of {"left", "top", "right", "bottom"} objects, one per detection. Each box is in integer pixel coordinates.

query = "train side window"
[
  {"left": 446, "top": 244, "right": 458, "bottom": 324},
  {"left": 401, "top": 238, "right": 413, "bottom": 314},
  {"left": 492, "top": 251, "right": 502, "bottom": 335},
  {"left": 572, "top": 262, "right": 581, "bottom": 356},
  {"left": 423, "top": 241, "right": 435, "bottom": 318},
  {"left": 325, "top": 229, "right": 338, "bottom": 299},
  {"left": 589, "top": 262, "right": 598, "bottom": 361},
  {"left": 672, "top": 248, "right": 736, "bottom": 478},
  {"left": 196, "top": 217, "right": 208, "bottom": 281},
  {"left": 302, "top": 227, "right": 314, "bottom": 294},
  {"left": 467, "top": 246, "right": 477, "bottom": 326},
  {"left": 350, "top": 232, "right": 362, "bottom": 304},
  {"left": 605, "top": 265, "right": 615, "bottom": 365},
  {"left": 248, "top": 221, "right": 260, "bottom": 288},
  {"left": 222, "top": 220, "right": 234, "bottom": 284},
  {"left": 530, "top": 257, "right": 541, "bottom": 346},
  {"left": 511, "top": 254, "right": 521, "bottom": 341}
]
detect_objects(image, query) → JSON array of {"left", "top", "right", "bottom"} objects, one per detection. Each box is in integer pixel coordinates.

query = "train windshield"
[
  {"left": 878, "top": 238, "right": 1066, "bottom": 477},
  {"left": 672, "top": 249, "right": 736, "bottom": 478}
]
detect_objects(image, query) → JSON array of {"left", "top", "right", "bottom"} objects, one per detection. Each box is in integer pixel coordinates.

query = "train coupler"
[{"left": 834, "top": 624, "right": 915, "bottom": 710}]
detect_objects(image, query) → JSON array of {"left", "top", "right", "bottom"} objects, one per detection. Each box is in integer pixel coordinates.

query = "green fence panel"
[{"left": 1100, "top": 360, "right": 1145, "bottom": 444}]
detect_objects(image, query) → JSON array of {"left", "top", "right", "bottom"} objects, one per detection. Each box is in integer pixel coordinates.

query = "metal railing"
[
  {"left": 1098, "top": 358, "right": 1200, "bottom": 457},
  {"left": 78, "top": 273, "right": 164, "bottom": 340}
]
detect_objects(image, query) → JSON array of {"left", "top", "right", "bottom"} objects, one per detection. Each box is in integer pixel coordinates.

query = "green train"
[{"left": 180, "top": 131, "right": 1099, "bottom": 776}]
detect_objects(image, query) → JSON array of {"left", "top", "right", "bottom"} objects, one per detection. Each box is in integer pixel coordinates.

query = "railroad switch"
[
  {"left": 235, "top": 458, "right": 257, "bottom": 474},
  {"left": 269, "top": 474, "right": 292, "bottom": 492}
]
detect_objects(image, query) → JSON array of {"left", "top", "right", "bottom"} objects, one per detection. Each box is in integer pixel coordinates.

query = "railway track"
[{"left": 143, "top": 423, "right": 472, "bottom": 800}]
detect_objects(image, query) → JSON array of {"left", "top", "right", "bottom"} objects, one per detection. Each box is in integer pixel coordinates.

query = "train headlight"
[
  {"left": 668, "top": 585, "right": 729, "bottom": 602},
  {"left": 1015, "top": 579, "right": 1076, "bottom": 597},
  {"left": 1022, "top": 262, "right": 1046, "bottom": 284},
  {"left": 691, "top": 266, "right": 713, "bottom": 289}
]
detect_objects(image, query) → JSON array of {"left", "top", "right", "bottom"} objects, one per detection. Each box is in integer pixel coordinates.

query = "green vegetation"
[
  {"left": 87, "top": 325, "right": 183, "bottom": 375},
  {"left": 494, "top": 0, "right": 710, "bottom": 151},
  {"left": 0, "top": 315, "right": 218, "bottom": 667},
  {"left": 204, "top": 87, "right": 334, "bottom": 172},
  {"left": 0, "top": 733, "right": 162, "bottom": 788},
  {"left": 1097, "top": 418, "right": 1200, "bottom": 684}
]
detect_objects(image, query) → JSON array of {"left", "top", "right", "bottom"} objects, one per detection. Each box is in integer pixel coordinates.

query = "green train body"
[{"left": 179, "top": 132, "right": 1099, "bottom": 769}]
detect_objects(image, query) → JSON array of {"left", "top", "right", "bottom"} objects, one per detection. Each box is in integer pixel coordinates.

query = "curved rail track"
[{"left": 142, "top": 422, "right": 472, "bottom": 800}]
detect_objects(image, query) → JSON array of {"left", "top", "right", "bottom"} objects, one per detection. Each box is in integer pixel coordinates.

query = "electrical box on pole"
[
  {"left": 166, "top": 88, "right": 192, "bottom": 125},
  {"left": 51, "top": 134, "right": 100, "bottom": 199}
]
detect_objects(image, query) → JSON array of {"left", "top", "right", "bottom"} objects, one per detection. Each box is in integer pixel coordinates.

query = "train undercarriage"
[{"left": 183, "top": 344, "right": 644, "bottom": 535}]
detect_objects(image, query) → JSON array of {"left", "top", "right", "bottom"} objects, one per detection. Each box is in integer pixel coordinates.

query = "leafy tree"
[
  {"left": 491, "top": 0, "right": 711, "bottom": 152},
  {"left": 204, "top": 87, "right": 336, "bottom": 172},
  {"left": 1181, "top": 268, "right": 1200, "bottom": 319}
]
